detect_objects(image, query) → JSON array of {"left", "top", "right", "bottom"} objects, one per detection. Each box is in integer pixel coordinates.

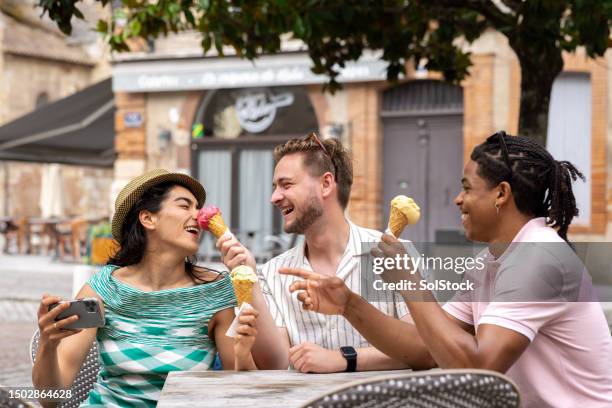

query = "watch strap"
[{"left": 340, "top": 346, "right": 357, "bottom": 372}]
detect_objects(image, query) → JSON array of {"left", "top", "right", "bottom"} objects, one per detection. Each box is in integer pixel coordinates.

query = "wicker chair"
[
  {"left": 30, "top": 330, "right": 100, "bottom": 408},
  {"left": 301, "top": 369, "right": 521, "bottom": 408}
]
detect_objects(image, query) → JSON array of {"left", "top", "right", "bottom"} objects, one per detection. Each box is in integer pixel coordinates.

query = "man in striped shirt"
[{"left": 218, "top": 133, "right": 414, "bottom": 373}]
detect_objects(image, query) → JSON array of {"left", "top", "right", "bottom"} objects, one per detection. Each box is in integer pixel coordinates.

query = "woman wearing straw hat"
[{"left": 32, "top": 169, "right": 259, "bottom": 407}]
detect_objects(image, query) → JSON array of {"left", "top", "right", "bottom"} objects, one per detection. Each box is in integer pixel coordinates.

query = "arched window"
[
  {"left": 191, "top": 86, "right": 319, "bottom": 260},
  {"left": 192, "top": 86, "right": 318, "bottom": 139}
]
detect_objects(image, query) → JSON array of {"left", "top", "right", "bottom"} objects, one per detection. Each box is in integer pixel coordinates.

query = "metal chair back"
[
  {"left": 30, "top": 330, "right": 100, "bottom": 408},
  {"left": 301, "top": 369, "right": 521, "bottom": 408}
]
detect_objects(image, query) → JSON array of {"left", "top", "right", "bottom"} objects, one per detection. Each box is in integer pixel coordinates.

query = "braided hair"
[{"left": 471, "top": 131, "right": 585, "bottom": 241}]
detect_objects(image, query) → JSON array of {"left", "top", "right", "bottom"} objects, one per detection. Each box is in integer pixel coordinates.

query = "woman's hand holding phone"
[
  {"left": 38, "top": 294, "right": 104, "bottom": 345},
  {"left": 37, "top": 294, "right": 83, "bottom": 347}
]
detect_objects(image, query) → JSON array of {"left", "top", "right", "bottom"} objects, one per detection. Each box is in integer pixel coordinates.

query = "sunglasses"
[
  {"left": 306, "top": 131, "right": 331, "bottom": 158},
  {"left": 304, "top": 131, "right": 336, "bottom": 176}
]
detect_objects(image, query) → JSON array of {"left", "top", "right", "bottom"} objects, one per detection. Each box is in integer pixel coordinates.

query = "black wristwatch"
[{"left": 340, "top": 346, "right": 357, "bottom": 372}]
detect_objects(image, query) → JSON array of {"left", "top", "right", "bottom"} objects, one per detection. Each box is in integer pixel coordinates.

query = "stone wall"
[{"left": 1, "top": 54, "right": 93, "bottom": 123}]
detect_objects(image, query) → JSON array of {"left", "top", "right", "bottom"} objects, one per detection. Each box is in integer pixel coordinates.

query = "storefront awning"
[{"left": 0, "top": 78, "right": 115, "bottom": 167}]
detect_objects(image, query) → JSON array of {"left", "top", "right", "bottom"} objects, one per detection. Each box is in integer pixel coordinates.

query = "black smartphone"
[{"left": 49, "top": 298, "right": 105, "bottom": 330}]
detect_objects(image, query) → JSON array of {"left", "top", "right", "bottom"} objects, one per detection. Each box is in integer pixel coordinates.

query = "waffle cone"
[
  {"left": 388, "top": 206, "right": 408, "bottom": 237},
  {"left": 232, "top": 279, "right": 254, "bottom": 306},
  {"left": 208, "top": 213, "right": 228, "bottom": 238}
]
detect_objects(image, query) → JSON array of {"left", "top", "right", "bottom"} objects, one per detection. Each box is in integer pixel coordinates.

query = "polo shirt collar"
[{"left": 486, "top": 217, "right": 548, "bottom": 263}]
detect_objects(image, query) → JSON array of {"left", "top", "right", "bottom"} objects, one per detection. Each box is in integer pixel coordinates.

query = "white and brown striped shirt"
[{"left": 257, "top": 220, "right": 410, "bottom": 349}]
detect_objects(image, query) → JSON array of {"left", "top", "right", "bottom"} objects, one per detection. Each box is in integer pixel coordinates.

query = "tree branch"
[
  {"left": 430, "top": 0, "right": 516, "bottom": 27},
  {"left": 498, "top": 0, "right": 522, "bottom": 13},
  {"left": 492, "top": 0, "right": 517, "bottom": 16}
]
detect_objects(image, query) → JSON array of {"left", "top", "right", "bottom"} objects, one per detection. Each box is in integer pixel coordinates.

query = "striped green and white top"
[{"left": 82, "top": 264, "right": 237, "bottom": 407}]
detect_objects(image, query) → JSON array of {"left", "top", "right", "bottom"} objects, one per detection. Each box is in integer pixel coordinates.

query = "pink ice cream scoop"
[{"left": 197, "top": 206, "right": 230, "bottom": 238}]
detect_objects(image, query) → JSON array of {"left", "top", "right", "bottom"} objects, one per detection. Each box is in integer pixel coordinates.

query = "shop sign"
[
  {"left": 235, "top": 91, "right": 294, "bottom": 133},
  {"left": 123, "top": 112, "right": 143, "bottom": 128},
  {"left": 113, "top": 52, "right": 389, "bottom": 92}
]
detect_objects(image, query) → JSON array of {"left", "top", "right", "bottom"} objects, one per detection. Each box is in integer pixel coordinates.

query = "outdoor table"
[
  {"left": 0, "top": 216, "right": 15, "bottom": 253},
  {"left": 27, "top": 217, "right": 65, "bottom": 255},
  {"left": 158, "top": 369, "right": 410, "bottom": 407}
]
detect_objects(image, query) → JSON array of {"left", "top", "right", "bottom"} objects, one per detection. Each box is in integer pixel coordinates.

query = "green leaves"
[
  {"left": 38, "top": 0, "right": 611, "bottom": 96},
  {"left": 128, "top": 19, "right": 141, "bottom": 36},
  {"left": 201, "top": 34, "right": 212, "bottom": 53},
  {"left": 37, "top": 0, "right": 86, "bottom": 35},
  {"left": 293, "top": 15, "right": 306, "bottom": 38},
  {"left": 564, "top": 0, "right": 611, "bottom": 57},
  {"left": 95, "top": 19, "right": 108, "bottom": 34}
]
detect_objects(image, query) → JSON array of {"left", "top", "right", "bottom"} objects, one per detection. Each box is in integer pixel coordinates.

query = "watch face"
[{"left": 340, "top": 346, "right": 357, "bottom": 358}]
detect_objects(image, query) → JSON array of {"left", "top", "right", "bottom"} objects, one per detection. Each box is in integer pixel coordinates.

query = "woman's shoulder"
[{"left": 87, "top": 264, "right": 120, "bottom": 293}]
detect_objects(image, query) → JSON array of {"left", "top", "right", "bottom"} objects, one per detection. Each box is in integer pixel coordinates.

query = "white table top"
[{"left": 158, "top": 369, "right": 411, "bottom": 408}]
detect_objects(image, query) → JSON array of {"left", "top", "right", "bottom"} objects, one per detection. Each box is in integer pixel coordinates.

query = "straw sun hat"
[{"left": 111, "top": 169, "right": 206, "bottom": 241}]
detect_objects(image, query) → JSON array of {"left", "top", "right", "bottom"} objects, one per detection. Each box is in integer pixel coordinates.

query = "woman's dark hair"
[
  {"left": 108, "top": 181, "right": 210, "bottom": 283},
  {"left": 471, "top": 131, "right": 585, "bottom": 241}
]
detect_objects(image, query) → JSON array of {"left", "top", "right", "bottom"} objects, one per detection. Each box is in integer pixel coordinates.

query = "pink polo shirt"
[{"left": 443, "top": 218, "right": 612, "bottom": 407}]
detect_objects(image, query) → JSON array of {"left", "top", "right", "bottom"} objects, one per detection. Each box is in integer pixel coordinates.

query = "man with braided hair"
[{"left": 284, "top": 132, "right": 612, "bottom": 407}]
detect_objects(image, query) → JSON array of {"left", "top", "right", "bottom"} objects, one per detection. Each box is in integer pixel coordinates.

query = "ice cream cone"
[
  {"left": 388, "top": 195, "right": 420, "bottom": 237},
  {"left": 230, "top": 265, "right": 258, "bottom": 306},
  {"left": 197, "top": 206, "right": 231, "bottom": 239},
  {"left": 207, "top": 213, "right": 228, "bottom": 238},
  {"left": 388, "top": 206, "right": 406, "bottom": 237}
]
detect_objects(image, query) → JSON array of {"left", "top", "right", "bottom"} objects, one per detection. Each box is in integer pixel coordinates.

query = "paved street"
[{"left": 0, "top": 255, "right": 73, "bottom": 389}]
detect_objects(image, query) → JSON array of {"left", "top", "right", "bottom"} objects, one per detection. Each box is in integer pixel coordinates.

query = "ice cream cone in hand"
[
  {"left": 388, "top": 195, "right": 421, "bottom": 237},
  {"left": 230, "top": 265, "right": 258, "bottom": 306},
  {"left": 197, "top": 206, "right": 231, "bottom": 239}
]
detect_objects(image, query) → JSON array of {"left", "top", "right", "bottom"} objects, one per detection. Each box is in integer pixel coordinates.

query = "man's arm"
[
  {"left": 356, "top": 344, "right": 411, "bottom": 371},
  {"left": 377, "top": 234, "right": 530, "bottom": 371},
  {"left": 403, "top": 299, "right": 529, "bottom": 371},
  {"left": 217, "top": 235, "right": 290, "bottom": 369},
  {"left": 288, "top": 342, "right": 412, "bottom": 373},
  {"left": 342, "top": 293, "right": 437, "bottom": 370},
  {"left": 281, "top": 266, "right": 525, "bottom": 372},
  {"left": 287, "top": 313, "right": 416, "bottom": 374},
  {"left": 280, "top": 268, "right": 437, "bottom": 369},
  {"left": 342, "top": 295, "right": 486, "bottom": 370},
  {"left": 248, "top": 283, "right": 291, "bottom": 369}
]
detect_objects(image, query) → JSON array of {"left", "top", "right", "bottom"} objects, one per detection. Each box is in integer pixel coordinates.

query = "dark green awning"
[{"left": 0, "top": 78, "right": 115, "bottom": 167}]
